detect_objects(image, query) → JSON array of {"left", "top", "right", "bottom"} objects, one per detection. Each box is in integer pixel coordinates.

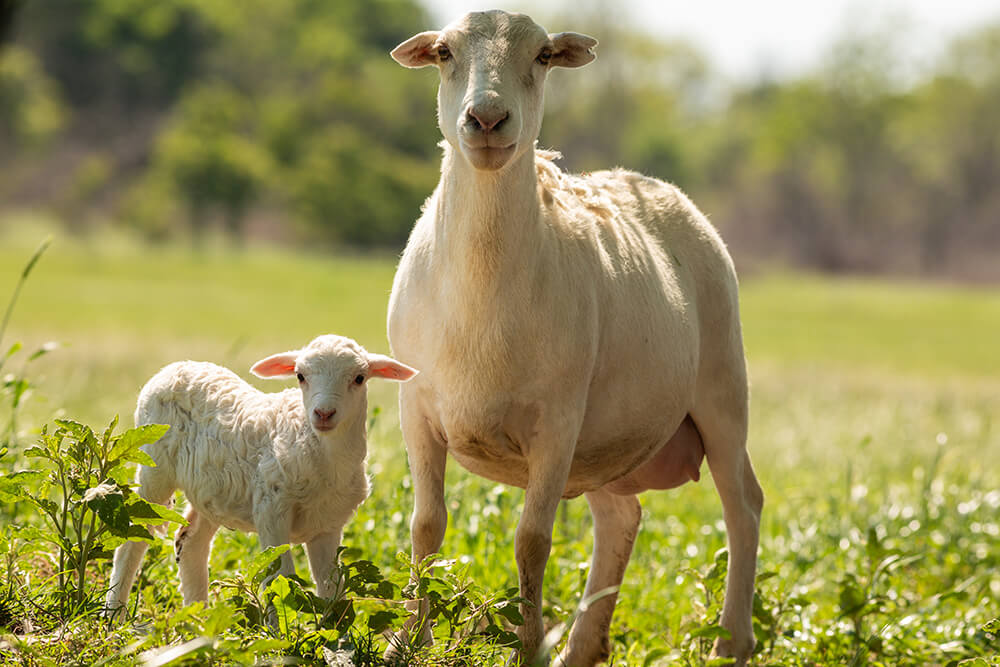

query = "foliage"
[
  {"left": 0, "top": 237, "right": 54, "bottom": 450},
  {"left": 0, "top": 45, "right": 65, "bottom": 151},
  {"left": 0, "top": 417, "right": 185, "bottom": 621},
  {"left": 3, "top": 1, "right": 1000, "bottom": 277},
  {"left": 0, "top": 237, "right": 997, "bottom": 664}
]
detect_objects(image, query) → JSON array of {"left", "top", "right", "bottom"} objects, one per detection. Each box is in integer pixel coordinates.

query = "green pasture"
[{"left": 1, "top": 223, "right": 998, "bottom": 665}]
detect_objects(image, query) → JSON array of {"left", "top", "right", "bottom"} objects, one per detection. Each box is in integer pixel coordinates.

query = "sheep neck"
[{"left": 436, "top": 143, "right": 542, "bottom": 288}]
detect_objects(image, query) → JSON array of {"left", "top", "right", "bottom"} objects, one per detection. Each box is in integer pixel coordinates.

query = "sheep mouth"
[{"left": 461, "top": 142, "right": 517, "bottom": 170}]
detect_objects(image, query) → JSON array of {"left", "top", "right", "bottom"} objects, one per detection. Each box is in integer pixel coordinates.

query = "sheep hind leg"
[
  {"left": 175, "top": 507, "right": 219, "bottom": 604},
  {"left": 104, "top": 463, "right": 176, "bottom": 617},
  {"left": 557, "top": 489, "right": 641, "bottom": 667},
  {"left": 692, "top": 397, "right": 762, "bottom": 667}
]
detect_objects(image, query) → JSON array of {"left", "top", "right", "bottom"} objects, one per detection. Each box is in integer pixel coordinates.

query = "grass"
[{"left": 1, "top": 222, "right": 999, "bottom": 665}]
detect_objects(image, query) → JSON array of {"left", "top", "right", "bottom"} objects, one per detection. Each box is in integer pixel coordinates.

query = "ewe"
[
  {"left": 387, "top": 10, "right": 763, "bottom": 666},
  {"left": 104, "top": 335, "right": 416, "bottom": 614}
]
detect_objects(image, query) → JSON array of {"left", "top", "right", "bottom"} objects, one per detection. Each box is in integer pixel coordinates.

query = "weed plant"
[{"left": 0, "top": 235, "right": 997, "bottom": 665}]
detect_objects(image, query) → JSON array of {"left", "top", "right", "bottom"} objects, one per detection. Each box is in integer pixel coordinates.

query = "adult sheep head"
[
  {"left": 251, "top": 335, "right": 417, "bottom": 436},
  {"left": 392, "top": 10, "right": 597, "bottom": 172}
]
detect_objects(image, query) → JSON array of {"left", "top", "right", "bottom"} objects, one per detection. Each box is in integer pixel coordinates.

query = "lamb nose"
[
  {"left": 467, "top": 107, "right": 508, "bottom": 132},
  {"left": 314, "top": 408, "right": 336, "bottom": 421}
]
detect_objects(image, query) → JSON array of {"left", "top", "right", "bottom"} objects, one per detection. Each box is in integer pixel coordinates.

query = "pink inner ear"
[
  {"left": 250, "top": 354, "right": 297, "bottom": 378},
  {"left": 368, "top": 355, "right": 418, "bottom": 382}
]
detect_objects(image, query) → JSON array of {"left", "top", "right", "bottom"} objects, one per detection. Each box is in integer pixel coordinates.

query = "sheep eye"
[
  {"left": 437, "top": 45, "right": 451, "bottom": 62},
  {"left": 354, "top": 374, "right": 365, "bottom": 386},
  {"left": 536, "top": 48, "right": 552, "bottom": 66},
  {"left": 296, "top": 373, "right": 305, "bottom": 383}
]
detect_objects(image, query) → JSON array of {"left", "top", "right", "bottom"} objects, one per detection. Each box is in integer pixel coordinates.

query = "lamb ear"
[
  {"left": 250, "top": 352, "right": 299, "bottom": 379},
  {"left": 391, "top": 30, "right": 441, "bottom": 68},
  {"left": 367, "top": 354, "right": 418, "bottom": 382},
  {"left": 549, "top": 32, "right": 598, "bottom": 68}
]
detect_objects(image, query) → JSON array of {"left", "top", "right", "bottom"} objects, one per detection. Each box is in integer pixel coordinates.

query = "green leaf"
[
  {"left": 837, "top": 578, "right": 868, "bottom": 618},
  {"left": 10, "top": 378, "right": 29, "bottom": 408},
  {"left": 110, "top": 424, "right": 168, "bottom": 463},
  {"left": 139, "top": 637, "right": 214, "bottom": 667},
  {"left": 494, "top": 600, "right": 525, "bottom": 626},
  {"left": 349, "top": 559, "right": 385, "bottom": 584},
  {"left": 11, "top": 524, "right": 61, "bottom": 549},
  {"left": 0, "top": 470, "right": 46, "bottom": 501},
  {"left": 242, "top": 638, "right": 291, "bottom": 654},
  {"left": 24, "top": 443, "right": 55, "bottom": 461},
  {"left": 642, "top": 648, "right": 670, "bottom": 667},
  {"left": 483, "top": 624, "right": 521, "bottom": 648},
  {"left": 247, "top": 544, "right": 290, "bottom": 588},
  {"left": 125, "top": 524, "right": 157, "bottom": 541},
  {"left": 87, "top": 490, "right": 131, "bottom": 536},
  {"left": 690, "top": 624, "right": 732, "bottom": 641},
  {"left": 27, "top": 341, "right": 59, "bottom": 362},
  {"left": 4, "top": 342, "right": 22, "bottom": 360},
  {"left": 20, "top": 236, "right": 51, "bottom": 280},
  {"left": 320, "top": 597, "right": 356, "bottom": 634},
  {"left": 124, "top": 495, "right": 187, "bottom": 525},
  {"left": 102, "top": 415, "right": 120, "bottom": 446},
  {"left": 367, "top": 609, "right": 403, "bottom": 634}
]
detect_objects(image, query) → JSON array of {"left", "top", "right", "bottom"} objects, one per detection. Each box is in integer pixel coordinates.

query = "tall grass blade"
[{"left": 0, "top": 236, "right": 52, "bottom": 370}]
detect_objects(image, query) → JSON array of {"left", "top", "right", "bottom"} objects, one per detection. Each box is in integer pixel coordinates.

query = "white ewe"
[
  {"left": 387, "top": 11, "right": 763, "bottom": 667},
  {"left": 104, "top": 335, "right": 416, "bottom": 614}
]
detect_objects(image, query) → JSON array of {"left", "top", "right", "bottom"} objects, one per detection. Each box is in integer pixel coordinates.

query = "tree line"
[{"left": 1, "top": 0, "right": 998, "bottom": 279}]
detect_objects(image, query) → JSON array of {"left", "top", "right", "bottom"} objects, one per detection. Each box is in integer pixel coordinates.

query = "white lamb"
[
  {"left": 104, "top": 334, "right": 417, "bottom": 614},
  {"left": 387, "top": 11, "right": 762, "bottom": 667}
]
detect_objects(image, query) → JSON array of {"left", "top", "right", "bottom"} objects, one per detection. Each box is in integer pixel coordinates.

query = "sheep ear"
[
  {"left": 367, "top": 354, "right": 418, "bottom": 382},
  {"left": 391, "top": 31, "right": 441, "bottom": 68},
  {"left": 549, "top": 32, "right": 598, "bottom": 68},
  {"left": 250, "top": 352, "right": 299, "bottom": 379}
]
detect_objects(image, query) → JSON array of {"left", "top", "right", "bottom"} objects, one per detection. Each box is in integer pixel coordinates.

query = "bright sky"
[{"left": 420, "top": 0, "right": 1000, "bottom": 81}]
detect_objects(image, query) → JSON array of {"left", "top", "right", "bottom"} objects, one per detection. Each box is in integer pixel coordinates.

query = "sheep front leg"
[
  {"left": 255, "top": 498, "right": 297, "bottom": 586},
  {"left": 385, "top": 396, "right": 448, "bottom": 660},
  {"left": 558, "top": 488, "right": 641, "bottom": 666},
  {"left": 305, "top": 531, "right": 343, "bottom": 599},
  {"left": 175, "top": 507, "right": 219, "bottom": 604},
  {"left": 515, "top": 445, "right": 575, "bottom": 665}
]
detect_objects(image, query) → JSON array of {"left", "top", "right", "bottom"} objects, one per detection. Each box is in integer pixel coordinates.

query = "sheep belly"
[{"left": 604, "top": 415, "right": 705, "bottom": 495}]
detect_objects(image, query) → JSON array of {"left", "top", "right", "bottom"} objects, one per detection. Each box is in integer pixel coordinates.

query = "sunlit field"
[{"left": 1, "top": 224, "right": 998, "bottom": 665}]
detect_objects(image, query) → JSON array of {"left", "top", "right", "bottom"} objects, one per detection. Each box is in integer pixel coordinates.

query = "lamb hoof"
[{"left": 383, "top": 624, "right": 433, "bottom": 665}]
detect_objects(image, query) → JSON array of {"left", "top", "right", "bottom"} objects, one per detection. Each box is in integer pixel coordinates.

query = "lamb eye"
[
  {"left": 354, "top": 374, "right": 365, "bottom": 385},
  {"left": 536, "top": 48, "right": 552, "bottom": 66},
  {"left": 437, "top": 45, "right": 451, "bottom": 62},
  {"left": 296, "top": 373, "right": 305, "bottom": 383}
]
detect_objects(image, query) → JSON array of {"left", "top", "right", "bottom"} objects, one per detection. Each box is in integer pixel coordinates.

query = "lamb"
[
  {"left": 386, "top": 11, "right": 763, "bottom": 667},
  {"left": 104, "top": 334, "right": 417, "bottom": 615}
]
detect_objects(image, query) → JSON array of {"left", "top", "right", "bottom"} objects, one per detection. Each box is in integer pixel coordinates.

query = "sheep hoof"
[{"left": 713, "top": 635, "right": 753, "bottom": 667}]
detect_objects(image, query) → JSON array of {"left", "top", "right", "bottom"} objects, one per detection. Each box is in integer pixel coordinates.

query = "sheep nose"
[
  {"left": 313, "top": 407, "right": 336, "bottom": 422},
  {"left": 466, "top": 106, "right": 509, "bottom": 132}
]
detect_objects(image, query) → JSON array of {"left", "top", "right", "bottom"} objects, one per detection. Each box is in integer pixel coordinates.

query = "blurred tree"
[
  {"left": 0, "top": 46, "right": 65, "bottom": 151},
  {"left": 153, "top": 84, "right": 272, "bottom": 245},
  {"left": 0, "top": 0, "right": 22, "bottom": 49},
  {"left": 897, "top": 24, "right": 1000, "bottom": 272},
  {"left": 2, "top": 0, "right": 999, "bottom": 276},
  {"left": 14, "top": 0, "right": 208, "bottom": 112}
]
